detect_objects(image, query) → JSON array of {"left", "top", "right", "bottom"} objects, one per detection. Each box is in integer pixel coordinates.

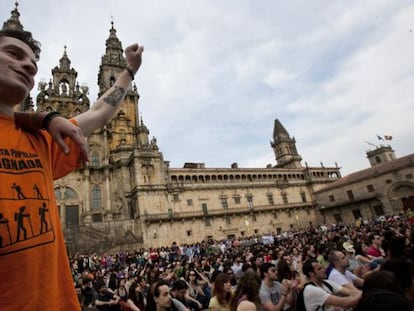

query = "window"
[
  {"left": 187, "top": 199, "right": 193, "bottom": 206},
  {"left": 91, "top": 185, "right": 101, "bottom": 209},
  {"left": 168, "top": 208, "right": 173, "bottom": 218},
  {"left": 267, "top": 194, "right": 274, "bottom": 205},
  {"left": 202, "top": 203, "right": 208, "bottom": 215},
  {"left": 281, "top": 192, "right": 288, "bottom": 204},
  {"left": 54, "top": 188, "right": 61, "bottom": 200},
  {"left": 92, "top": 214, "right": 103, "bottom": 222},
  {"left": 352, "top": 209, "right": 362, "bottom": 219},
  {"left": 385, "top": 179, "right": 392, "bottom": 184},
  {"left": 225, "top": 215, "right": 231, "bottom": 224},
  {"left": 329, "top": 195, "right": 335, "bottom": 202},
  {"left": 65, "top": 188, "right": 78, "bottom": 200},
  {"left": 246, "top": 195, "right": 253, "bottom": 210},
  {"left": 173, "top": 193, "right": 179, "bottom": 202},
  {"left": 234, "top": 196, "right": 241, "bottom": 204},
  {"left": 373, "top": 205, "right": 384, "bottom": 216},
  {"left": 252, "top": 214, "right": 257, "bottom": 222},
  {"left": 220, "top": 198, "right": 228, "bottom": 210},
  {"left": 347, "top": 190, "right": 354, "bottom": 201},
  {"left": 366, "top": 184, "right": 375, "bottom": 192},
  {"left": 186, "top": 230, "right": 192, "bottom": 236},
  {"left": 406, "top": 174, "right": 413, "bottom": 179},
  {"left": 300, "top": 192, "right": 307, "bottom": 203},
  {"left": 91, "top": 152, "right": 100, "bottom": 167},
  {"left": 205, "top": 217, "right": 211, "bottom": 226}
]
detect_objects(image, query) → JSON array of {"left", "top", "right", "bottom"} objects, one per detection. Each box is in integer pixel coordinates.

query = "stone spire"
[
  {"left": 97, "top": 20, "right": 127, "bottom": 97},
  {"left": 58, "top": 45, "right": 71, "bottom": 71},
  {"left": 2, "top": 2, "right": 24, "bottom": 31},
  {"left": 271, "top": 119, "right": 303, "bottom": 169}
]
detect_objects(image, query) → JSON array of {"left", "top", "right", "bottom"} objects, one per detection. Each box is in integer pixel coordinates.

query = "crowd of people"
[{"left": 70, "top": 216, "right": 414, "bottom": 311}]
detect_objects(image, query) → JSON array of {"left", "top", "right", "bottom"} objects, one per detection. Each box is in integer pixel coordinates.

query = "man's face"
[
  {"left": 176, "top": 289, "right": 186, "bottom": 300},
  {"left": 266, "top": 267, "right": 278, "bottom": 281},
  {"left": 155, "top": 285, "right": 172, "bottom": 309},
  {"left": 0, "top": 36, "right": 37, "bottom": 106},
  {"left": 373, "top": 235, "right": 383, "bottom": 247},
  {"left": 334, "top": 251, "right": 350, "bottom": 269},
  {"left": 312, "top": 262, "right": 327, "bottom": 280}
]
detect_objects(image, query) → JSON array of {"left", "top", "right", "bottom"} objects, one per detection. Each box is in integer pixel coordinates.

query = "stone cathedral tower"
[
  {"left": 34, "top": 19, "right": 169, "bottom": 250},
  {"left": 47, "top": 22, "right": 171, "bottom": 251},
  {"left": 271, "top": 119, "right": 303, "bottom": 169}
]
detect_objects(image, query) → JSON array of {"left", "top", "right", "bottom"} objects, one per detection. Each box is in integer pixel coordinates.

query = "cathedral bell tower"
[
  {"left": 95, "top": 21, "right": 140, "bottom": 151},
  {"left": 2, "top": 2, "right": 23, "bottom": 31},
  {"left": 271, "top": 119, "right": 303, "bottom": 169},
  {"left": 36, "top": 46, "right": 90, "bottom": 116}
]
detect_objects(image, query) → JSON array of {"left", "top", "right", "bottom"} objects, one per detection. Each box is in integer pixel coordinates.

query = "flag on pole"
[
  {"left": 377, "top": 135, "right": 384, "bottom": 141},
  {"left": 384, "top": 135, "right": 393, "bottom": 140}
]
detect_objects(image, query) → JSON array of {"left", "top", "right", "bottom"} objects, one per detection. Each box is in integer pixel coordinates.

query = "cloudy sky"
[{"left": 2, "top": 1, "right": 413, "bottom": 176}]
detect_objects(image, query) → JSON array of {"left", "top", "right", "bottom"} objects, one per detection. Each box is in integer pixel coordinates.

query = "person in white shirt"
[
  {"left": 301, "top": 259, "right": 361, "bottom": 311},
  {"left": 327, "top": 249, "right": 364, "bottom": 292}
]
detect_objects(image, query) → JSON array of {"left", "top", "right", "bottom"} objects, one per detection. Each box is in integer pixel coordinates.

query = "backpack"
[{"left": 296, "top": 281, "right": 333, "bottom": 311}]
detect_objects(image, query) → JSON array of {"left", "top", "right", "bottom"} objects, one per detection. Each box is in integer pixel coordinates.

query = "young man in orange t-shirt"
[{"left": 0, "top": 26, "right": 143, "bottom": 310}]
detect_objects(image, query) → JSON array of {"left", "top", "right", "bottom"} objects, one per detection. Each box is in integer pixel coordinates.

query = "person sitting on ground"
[
  {"left": 171, "top": 279, "right": 203, "bottom": 311},
  {"left": 300, "top": 259, "right": 361, "bottom": 311},
  {"left": 209, "top": 272, "right": 233, "bottom": 311},
  {"left": 366, "top": 233, "right": 385, "bottom": 260},
  {"left": 230, "top": 270, "right": 262, "bottom": 311},
  {"left": 259, "top": 262, "right": 296, "bottom": 311},
  {"left": 122, "top": 281, "right": 146, "bottom": 311},
  {"left": 95, "top": 279, "right": 121, "bottom": 311},
  {"left": 327, "top": 249, "right": 364, "bottom": 291},
  {"left": 145, "top": 280, "right": 186, "bottom": 311}
]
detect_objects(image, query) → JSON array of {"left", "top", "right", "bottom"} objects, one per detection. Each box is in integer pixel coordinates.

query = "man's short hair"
[
  {"left": 327, "top": 249, "right": 340, "bottom": 264},
  {"left": 171, "top": 279, "right": 188, "bottom": 291},
  {"left": 0, "top": 28, "right": 41, "bottom": 60},
  {"left": 302, "top": 259, "right": 318, "bottom": 277},
  {"left": 260, "top": 262, "right": 275, "bottom": 278}
]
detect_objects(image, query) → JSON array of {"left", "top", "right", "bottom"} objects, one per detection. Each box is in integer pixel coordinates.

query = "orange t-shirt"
[{"left": 0, "top": 114, "right": 82, "bottom": 310}]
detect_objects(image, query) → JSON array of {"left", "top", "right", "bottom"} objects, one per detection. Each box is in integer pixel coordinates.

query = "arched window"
[
  {"left": 91, "top": 152, "right": 100, "bottom": 167},
  {"left": 92, "top": 185, "right": 102, "bottom": 209},
  {"left": 54, "top": 188, "right": 61, "bottom": 200},
  {"left": 64, "top": 187, "right": 78, "bottom": 200},
  {"left": 110, "top": 76, "right": 116, "bottom": 86}
]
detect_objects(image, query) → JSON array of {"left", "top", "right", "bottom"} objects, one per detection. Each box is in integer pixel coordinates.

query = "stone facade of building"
[{"left": 315, "top": 146, "right": 414, "bottom": 225}]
